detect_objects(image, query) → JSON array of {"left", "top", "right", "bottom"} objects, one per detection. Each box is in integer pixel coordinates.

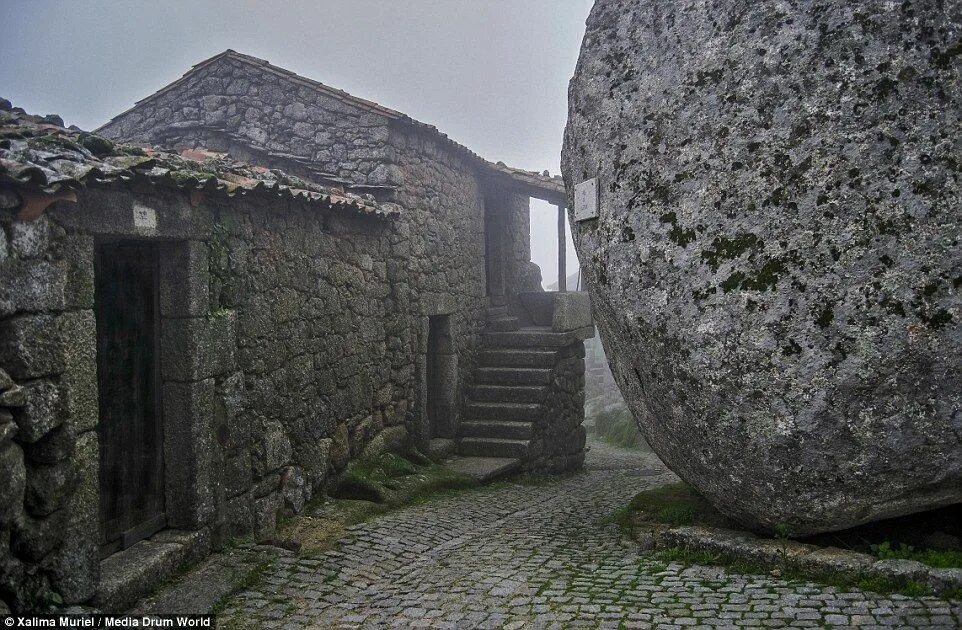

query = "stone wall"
[
  {"left": 0, "top": 185, "right": 413, "bottom": 610},
  {"left": 535, "top": 342, "right": 587, "bottom": 473}
]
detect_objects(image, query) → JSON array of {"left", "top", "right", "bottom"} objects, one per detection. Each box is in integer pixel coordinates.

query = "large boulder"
[{"left": 562, "top": 0, "right": 961, "bottom": 534}]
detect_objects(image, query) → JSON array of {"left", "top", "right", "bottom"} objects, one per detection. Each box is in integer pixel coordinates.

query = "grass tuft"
[{"left": 870, "top": 541, "right": 962, "bottom": 568}]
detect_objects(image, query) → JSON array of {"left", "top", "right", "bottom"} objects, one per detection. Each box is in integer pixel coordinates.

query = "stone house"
[{"left": 0, "top": 51, "right": 591, "bottom": 612}]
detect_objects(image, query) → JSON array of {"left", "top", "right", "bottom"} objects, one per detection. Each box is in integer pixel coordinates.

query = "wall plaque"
[
  {"left": 573, "top": 178, "right": 599, "bottom": 222},
  {"left": 133, "top": 203, "right": 158, "bottom": 230}
]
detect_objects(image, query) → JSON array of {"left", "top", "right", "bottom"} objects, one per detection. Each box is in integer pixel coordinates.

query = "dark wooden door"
[{"left": 95, "top": 241, "right": 166, "bottom": 557}]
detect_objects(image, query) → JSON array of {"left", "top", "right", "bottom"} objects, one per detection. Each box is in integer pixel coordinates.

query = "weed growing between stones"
[{"left": 870, "top": 541, "right": 962, "bottom": 569}]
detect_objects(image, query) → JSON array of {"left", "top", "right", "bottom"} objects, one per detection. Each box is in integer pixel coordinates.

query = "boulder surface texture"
[{"left": 562, "top": 0, "right": 961, "bottom": 534}]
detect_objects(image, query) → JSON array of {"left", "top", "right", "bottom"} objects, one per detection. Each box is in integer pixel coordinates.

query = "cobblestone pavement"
[{"left": 220, "top": 441, "right": 962, "bottom": 629}]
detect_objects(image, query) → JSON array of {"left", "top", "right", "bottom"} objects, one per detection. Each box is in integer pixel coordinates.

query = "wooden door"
[{"left": 95, "top": 241, "right": 166, "bottom": 557}]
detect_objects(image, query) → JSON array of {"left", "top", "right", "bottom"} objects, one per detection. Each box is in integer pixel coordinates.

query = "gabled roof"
[
  {"left": 98, "top": 50, "right": 567, "bottom": 206},
  {"left": 0, "top": 99, "right": 395, "bottom": 219}
]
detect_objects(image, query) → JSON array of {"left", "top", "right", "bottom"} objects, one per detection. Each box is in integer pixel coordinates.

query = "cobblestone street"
[{"left": 219, "top": 442, "right": 962, "bottom": 629}]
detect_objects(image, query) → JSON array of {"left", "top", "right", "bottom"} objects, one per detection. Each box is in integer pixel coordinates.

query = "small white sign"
[
  {"left": 133, "top": 203, "right": 158, "bottom": 230},
  {"left": 574, "top": 178, "right": 599, "bottom": 222}
]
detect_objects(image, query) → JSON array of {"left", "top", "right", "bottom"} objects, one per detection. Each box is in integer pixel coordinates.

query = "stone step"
[
  {"left": 464, "top": 401, "right": 542, "bottom": 422},
  {"left": 469, "top": 384, "right": 546, "bottom": 403},
  {"left": 459, "top": 437, "right": 531, "bottom": 459},
  {"left": 482, "top": 328, "right": 581, "bottom": 348},
  {"left": 485, "top": 316, "right": 520, "bottom": 332},
  {"left": 460, "top": 420, "right": 534, "bottom": 440},
  {"left": 478, "top": 348, "right": 558, "bottom": 368},
  {"left": 485, "top": 305, "right": 509, "bottom": 319},
  {"left": 476, "top": 367, "right": 552, "bottom": 385},
  {"left": 444, "top": 456, "right": 520, "bottom": 483}
]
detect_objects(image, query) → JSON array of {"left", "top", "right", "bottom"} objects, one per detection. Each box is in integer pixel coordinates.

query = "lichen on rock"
[{"left": 562, "top": 0, "right": 962, "bottom": 534}]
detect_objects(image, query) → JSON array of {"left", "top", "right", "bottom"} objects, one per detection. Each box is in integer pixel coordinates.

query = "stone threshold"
[
  {"left": 634, "top": 523, "right": 962, "bottom": 598},
  {"left": 95, "top": 528, "right": 211, "bottom": 612},
  {"left": 445, "top": 456, "right": 521, "bottom": 483}
]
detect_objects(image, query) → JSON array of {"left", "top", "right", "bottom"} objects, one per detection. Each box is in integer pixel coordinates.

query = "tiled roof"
[
  {"left": 0, "top": 98, "right": 396, "bottom": 219},
  {"left": 99, "top": 50, "right": 568, "bottom": 205}
]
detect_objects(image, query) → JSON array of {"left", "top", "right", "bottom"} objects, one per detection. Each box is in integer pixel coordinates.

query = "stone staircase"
[
  {"left": 451, "top": 296, "right": 592, "bottom": 475},
  {"left": 459, "top": 321, "right": 567, "bottom": 462}
]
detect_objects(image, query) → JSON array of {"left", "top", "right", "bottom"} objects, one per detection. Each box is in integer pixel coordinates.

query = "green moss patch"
[
  {"left": 612, "top": 482, "right": 738, "bottom": 534},
  {"left": 335, "top": 452, "right": 477, "bottom": 506}
]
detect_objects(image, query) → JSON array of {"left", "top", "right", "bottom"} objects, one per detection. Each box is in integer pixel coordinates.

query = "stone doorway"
[
  {"left": 427, "top": 315, "right": 457, "bottom": 439},
  {"left": 94, "top": 241, "right": 166, "bottom": 558},
  {"left": 484, "top": 197, "right": 506, "bottom": 307}
]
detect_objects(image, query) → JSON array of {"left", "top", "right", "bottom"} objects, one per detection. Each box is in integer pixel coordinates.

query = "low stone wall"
[
  {"left": 534, "top": 341, "right": 587, "bottom": 473},
  {"left": 633, "top": 523, "right": 962, "bottom": 598}
]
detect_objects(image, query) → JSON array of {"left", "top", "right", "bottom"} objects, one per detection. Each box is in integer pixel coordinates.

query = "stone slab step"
[
  {"left": 459, "top": 437, "right": 531, "bottom": 459},
  {"left": 460, "top": 420, "right": 534, "bottom": 440},
  {"left": 444, "top": 456, "right": 520, "bottom": 483},
  {"left": 479, "top": 348, "right": 558, "bottom": 368},
  {"left": 482, "top": 328, "right": 573, "bottom": 348},
  {"left": 469, "top": 384, "right": 546, "bottom": 403},
  {"left": 486, "top": 316, "right": 520, "bottom": 332},
  {"left": 96, "top": 529, "right": 214, "bottom": 612},
  {"left": 476, "top": 367, "right": 552, "bottom": 385},
  {"left": 465, "top": 401, "right": 542, "bottom": 422},
  {"left": 485, "top": 305, "right": 509, "bottom": 319}
]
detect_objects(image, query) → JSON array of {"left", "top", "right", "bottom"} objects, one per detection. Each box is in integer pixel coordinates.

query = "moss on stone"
[
  {"left": 700, "top": 233, "right": 761, "bottom": 271},
  {"left": 815, "top": 305, "right": 834, "bottom": 329},
  {"left": 659, "top": 211, "right": 697, "bottom": 247},
  {"left": 613, "top": 482, "right": 737, "bottom": 534}
]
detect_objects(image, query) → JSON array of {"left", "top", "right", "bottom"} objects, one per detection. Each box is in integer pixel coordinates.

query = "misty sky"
[{"left": 0, "top": 0, "right": 593, "bottom": 288}]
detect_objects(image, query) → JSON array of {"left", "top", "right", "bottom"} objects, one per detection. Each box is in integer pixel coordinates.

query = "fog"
[{"left": 0, "top": 0, "right": 593, "bottom": 287}]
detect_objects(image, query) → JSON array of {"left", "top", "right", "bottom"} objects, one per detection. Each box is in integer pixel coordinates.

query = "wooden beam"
[{"left": 557, "top": 205, "right": 567, "bottom": 293}]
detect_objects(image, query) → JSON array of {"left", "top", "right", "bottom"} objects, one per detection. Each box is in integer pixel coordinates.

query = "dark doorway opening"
[
  {"left": 427, "top": 315, "right": 457, "bottom": 438},
  {"left": 95, "top": 241, "right": 166, "bottom": 558},
  {"left": 484, "top": 197, "right": 506, "bottom": 307}
]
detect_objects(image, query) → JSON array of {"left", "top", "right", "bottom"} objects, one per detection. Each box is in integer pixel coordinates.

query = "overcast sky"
[{"left": 0, "top": 0, "right": 593, "bottom": 288}]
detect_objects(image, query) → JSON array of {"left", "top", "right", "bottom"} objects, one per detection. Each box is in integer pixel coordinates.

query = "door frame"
[
  {"left": 87, "top": 229, "right": 216, "bottom": 560},
  {"left": 95, "top": 239, "right": 167, "bottom": 558},
  {"left": 483, "top": 195, "right": 507, "bottom": 307}
]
